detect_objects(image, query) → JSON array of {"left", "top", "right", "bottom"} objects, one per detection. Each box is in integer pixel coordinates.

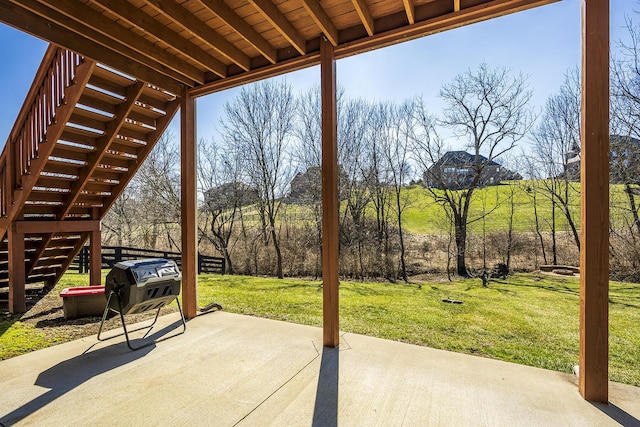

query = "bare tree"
[
  {"left": 339, "top": 98, "right": 373, "bottom": 279},
  {"left": 531, "top": 68, "right": 582, "bottom": 253},
  {"left": 198, "top": 137, "right": 254, "bottom": 274},
  {"left": 293, "top": 86, "right": 344, "bottom": 277},
  {"left": 134, "top": 130, "right": 182, "bottom": 250},
  {"left": 102, "top": 185, "right": 137, "bottom": 246},
  {"left": 222, "top": 80, "right": 296, "bottom": 279},
  {"left": 411, "top": 64, "right": 533, "bottom": 277},
  {"left": 365, "top": 103, "right": 395, "bottom": 279},
  {"left": 612, "top": 12, "right": 640, "bottom": 238},
  {"left": 379, "top": 100, "right": 415, "bottom": 282}
]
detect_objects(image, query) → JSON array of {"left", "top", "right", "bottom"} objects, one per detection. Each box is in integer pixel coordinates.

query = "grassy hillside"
[
  {"left": 277, "top": 180, "right": 635, "bottom": 237},
  {"left": 401, "top": 181, "right": 582, "bottom": 235}
]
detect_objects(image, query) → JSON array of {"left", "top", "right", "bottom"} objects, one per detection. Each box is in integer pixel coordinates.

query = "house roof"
[
  {"left": 1, "top": 0, "right": 558, "bottom": 97},
  {"left": 432, "top": 150, "right": 500, "bottom": 168}
]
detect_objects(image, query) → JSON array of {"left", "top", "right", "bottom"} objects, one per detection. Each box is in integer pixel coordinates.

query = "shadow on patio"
[{"left": 1, "top": 311, "right": 639, "bottom": 426}]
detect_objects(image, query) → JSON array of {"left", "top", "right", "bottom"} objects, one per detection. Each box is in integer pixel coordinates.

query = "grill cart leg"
[{"left": 97, "top": 291, "right": 187, "bottom": 351}]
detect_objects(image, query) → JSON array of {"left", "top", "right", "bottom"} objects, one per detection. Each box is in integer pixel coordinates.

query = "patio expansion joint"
[
  {"left": 231, "top": 341, "right": 321, "bottom": 426},
  {"left": 232, "top": 334, "right": 351, "bottom": 426}
]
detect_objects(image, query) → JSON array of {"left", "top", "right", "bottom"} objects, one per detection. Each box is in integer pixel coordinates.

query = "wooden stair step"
[
  {"left": 51, "top": 146, "right": 90, "bottom": 163},
  {"left": 67, "top": 115, "right": 106, "bottom": 136},
  {"left": 92, "top": 64, "right": 136, "bottom": 87},
  {"left": 74, "top": 104, "right": 114, "bottom": 122}
]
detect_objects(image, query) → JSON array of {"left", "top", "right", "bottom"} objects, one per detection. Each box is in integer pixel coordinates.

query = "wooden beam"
[
  {"left": 8, "top": 223, "right": 26, "bottom": 314},
  {"left": 299, "top": 0, "right": 339, "bottom": 46},
  {"left": 180, "top": 86, "right": 198, "bottom": 319},
  {"left": 15, "top": 220, "right": 101, "bottom": 234},
  {"left": 248, "top": 0, "right": 306, "bottom": 55},
  {"left": 191, "top": 52, "right": 319, "bottom": 97},
  {"left": 0, "top": 3, "right": 184, "bottom": 93},
  {"left": 58, "top": 81, "right": 145, "bottom": 219},
  {"left": 351, "top": 0, "right": 375, "bottom": 36},
  {"left": 24, "top": 0, "right": 203, "bottom": 83},
  {"left": 454, "top": 0, "right": 461, "bottom": 12},
  {"left": 403, "top": 0, "right": 415, "bottom": 24},
  {"left": 336, "top": 0, "right": 557, "bottom": 59},
  {"left": 579, "top": 0, "right": 609, "bottom": 403},
  {"left": 90, "top": 226, "right": 102, "bottom": 286},
  {"left": 8, "top": 0, "right": 202, "bottom": 86},
  {"left": 199, "top": 0, "right": 277, "bottom": 64},
  {"left": 91, "top": 0, "right": 227, "bottom": 78},
  {"left": 145, "top": 0, "right": 250, "bottom": 71},
  {"left": 320, "top": 37, "right": 339, "bottom": 348}
]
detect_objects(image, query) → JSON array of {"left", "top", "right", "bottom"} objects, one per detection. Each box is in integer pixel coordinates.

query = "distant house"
[
  {"left": 564, "top": 134, "right": 640, "bottom": 183},
  {"left": 289, "top": 166, "right": 348, "bottom": 203},
  {"left": 203, "top": 182, "right": 259, "bottom": 211},
  {"left": 423, "top": 151, "right": 521, "bottom": 190}
]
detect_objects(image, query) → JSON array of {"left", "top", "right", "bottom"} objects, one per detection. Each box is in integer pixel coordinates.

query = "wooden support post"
[
  {"left": 579, "top": 0, "right": 609, "bottom": 403},
  {"left": 8, "top": 223, "right": 26, "bottom": 313},
  {"left": 181, "top": 87, "right": 198, "bottom": 319},
  {"left": 90, "top": 226, "right": 102, "bottom": 286},
  {"left": 321, "top": 37, "right": 340, "bottom": 347}
]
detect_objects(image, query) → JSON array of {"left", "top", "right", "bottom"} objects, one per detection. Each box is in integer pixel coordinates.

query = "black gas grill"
[{"left": 98, "top": 258, "right": 186, "bottom": 350}]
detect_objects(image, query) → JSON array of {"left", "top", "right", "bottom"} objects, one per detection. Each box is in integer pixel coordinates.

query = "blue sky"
[{"left": 0, "top": 0, "right": 633, "bottom": 147}]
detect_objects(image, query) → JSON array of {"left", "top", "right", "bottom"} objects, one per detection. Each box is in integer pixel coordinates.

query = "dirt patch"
[{"left": 1, "top": 286, "right": 178, "bottom": 344}]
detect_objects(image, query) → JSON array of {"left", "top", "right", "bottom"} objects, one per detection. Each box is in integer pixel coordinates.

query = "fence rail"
[{"left": 73, "top": 245, "right": 225, "bottom": 275}]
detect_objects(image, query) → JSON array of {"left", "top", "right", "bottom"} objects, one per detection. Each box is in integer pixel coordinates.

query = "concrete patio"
[{"left": 1, "top": 311, "right": 639, "bottom": 426}]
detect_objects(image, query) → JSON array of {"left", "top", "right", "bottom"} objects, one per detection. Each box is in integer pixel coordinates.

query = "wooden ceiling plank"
[
  {"left": 248, "top": 0, "right": 306, "bottom": 55},
  {"left": 145, "top": 0, "right": 251, "bottom": 71},
  {"left": 403, "top": 0, "right": 415, "bottom": 24},
  {"left": 4, "top": 1, "right": 197, "bottom": 89},
  {"left": 337, "top": 0, "right": 557, "bottom": 57},
  {"left": 299, "top": 0, "right": 339, "bottom": 46},
  {"left": 199, "top": 0, "right": 277, "bottom": 64},
  {"left": 91, "top": 0, "right": 227, "bottom": 78},
  {"left": 31, "top": 0, "right": 205, "bottom": 84},
  {"left": 351, "top": 0, "right": 375, "bottom": 36}
]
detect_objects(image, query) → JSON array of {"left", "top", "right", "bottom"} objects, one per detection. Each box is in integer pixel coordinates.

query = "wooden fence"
[{"left": 74, "top": 246, "right": 225, "bottom": 275}]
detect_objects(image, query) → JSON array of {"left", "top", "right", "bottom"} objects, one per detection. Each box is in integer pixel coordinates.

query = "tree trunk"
[
  {"left": 565, "top": 205, "right": 581, "bottom": 251},
  {"left": 626, "top": 183, "right": 640, "bottom": 237},
  {"left": 454, "top": 218, "right": 468, "bottom": 277},
  {"left": 506, "top": 190, "right": 515, "bottom": 270},
  {"left": 270, "top": 224, "right": 283, "bottom": 279},
  {"left": 533, "top": 187, "right": 547, "bottom": 265},
  {"left": 551, "top": 203, "right": 558, "bottom": 265},
  {"left": 223, "top": 247, "right": 233, "bottom": 275},
  {"left": 397, "top": 219, "right": 408, "bottom": 283}
]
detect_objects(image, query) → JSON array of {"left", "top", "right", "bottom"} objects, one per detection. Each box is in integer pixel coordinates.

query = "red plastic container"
[{"left": 60, "top": 286, "right": 106, "bottom": 319}]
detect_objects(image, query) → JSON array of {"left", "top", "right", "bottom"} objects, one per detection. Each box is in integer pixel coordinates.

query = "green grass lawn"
[
  {"left": 2, "top": 271, "right": 638, "bottom": 387},
  {"left": 197, "top": 273, "right": 640, "bottom": 387}
]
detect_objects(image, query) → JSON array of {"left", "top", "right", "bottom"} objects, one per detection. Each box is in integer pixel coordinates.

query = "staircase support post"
[
  {"left": 180, "top": 86, "right": 198, "bottom": 319},
  {"left": 321, "top": 37, "right": 340, "bottom": 348},
  {"left": 579, "top": 0, "right": 610, "bottom": 402},
  {"left": 90, "top": 225, "right": 102, "bottom": 286},
  {"left": 8, "top": 222, "right": 26, "bottom": 313}
]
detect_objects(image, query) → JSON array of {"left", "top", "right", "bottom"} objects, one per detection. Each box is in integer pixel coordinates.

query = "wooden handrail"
[{"left": 0, "top": 45, "right": 84, "bottom": 217}]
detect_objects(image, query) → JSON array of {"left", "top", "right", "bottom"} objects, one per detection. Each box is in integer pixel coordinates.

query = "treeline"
[{"left": 101, "top": 14, "right": 640, "bottom": 282}]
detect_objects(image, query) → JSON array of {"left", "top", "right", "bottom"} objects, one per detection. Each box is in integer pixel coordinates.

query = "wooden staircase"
[{"left": 0, "top": 45, "right": 180, "bottom": 313}]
